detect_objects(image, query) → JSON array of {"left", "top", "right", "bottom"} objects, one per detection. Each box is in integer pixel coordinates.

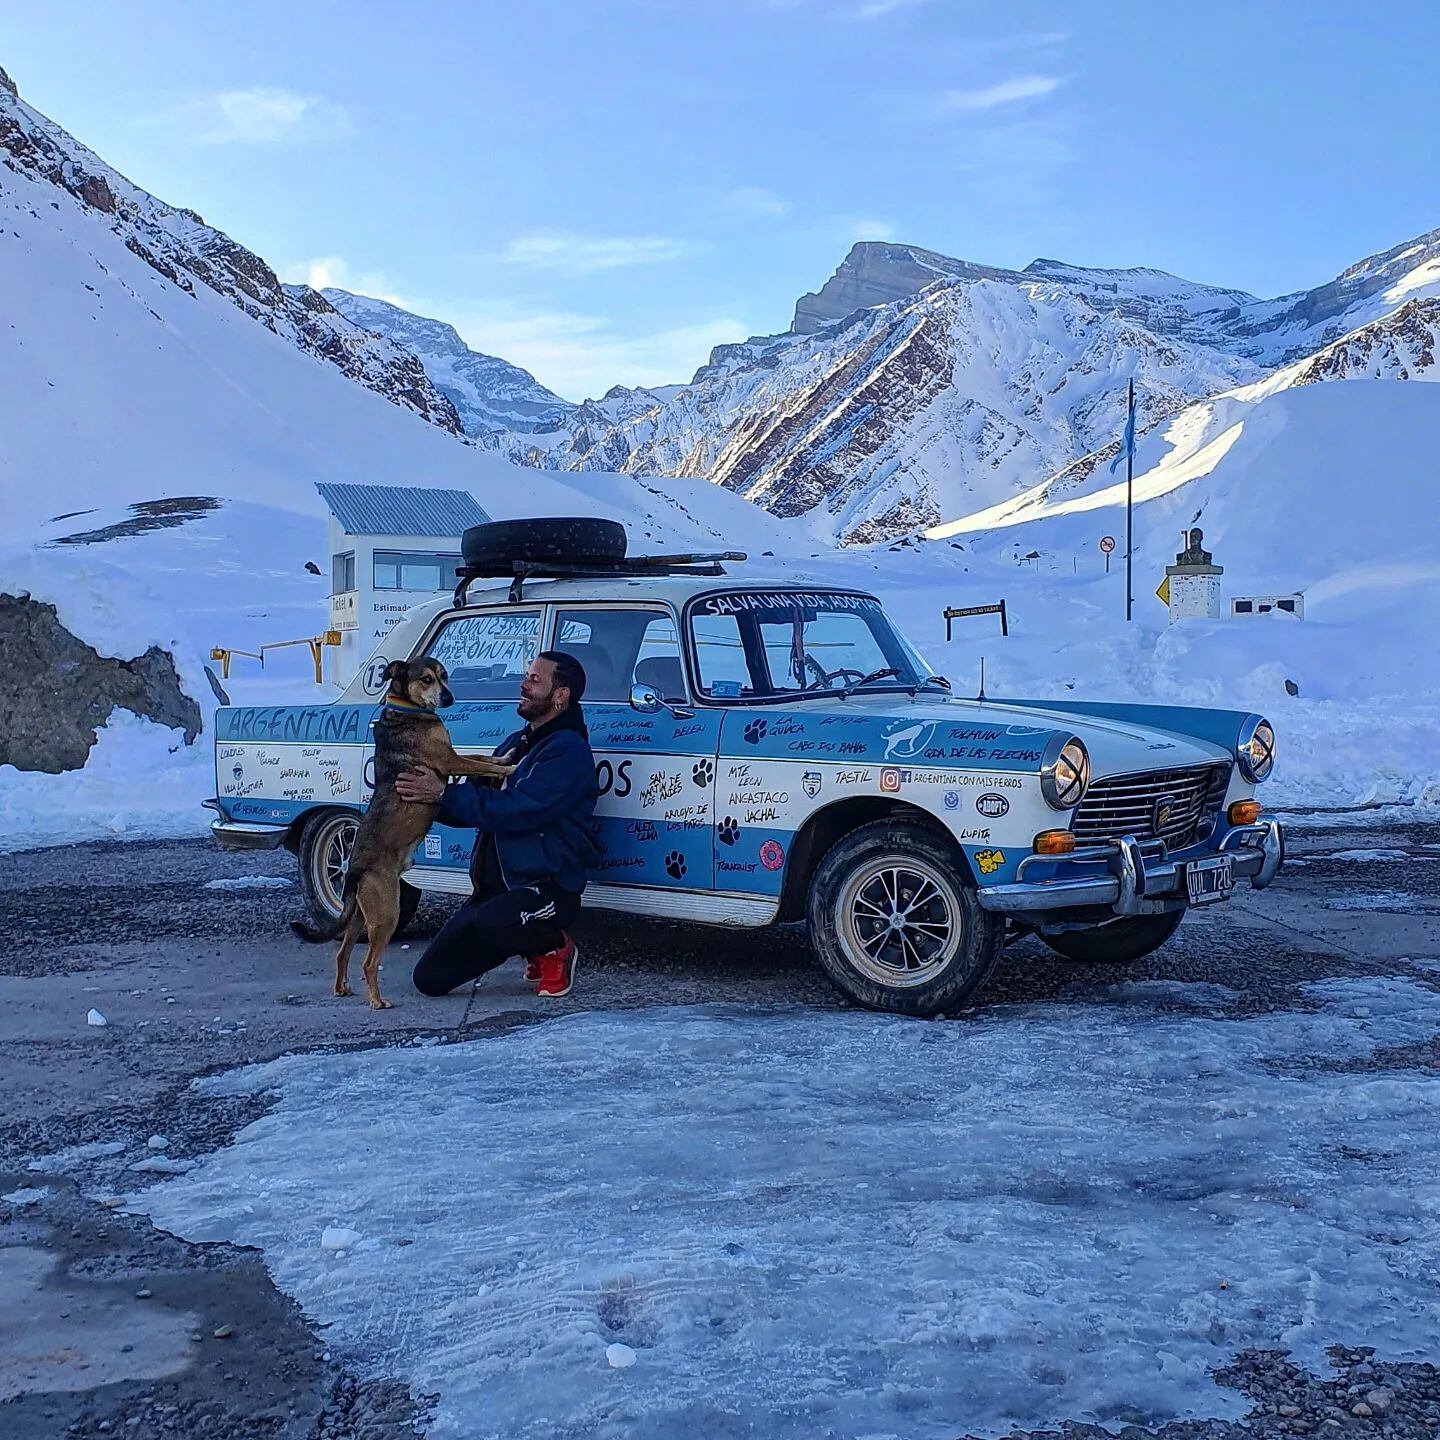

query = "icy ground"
[{"left": 130, "top": 978, "right": 1440, "bottom": 1440}]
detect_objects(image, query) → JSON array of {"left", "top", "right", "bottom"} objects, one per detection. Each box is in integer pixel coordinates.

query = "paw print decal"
[
  {"left": 743, "top": 718, "right": 768, "bottom": 745},
  {"left": 665, "top": 850, "right": 688, "bottom": 879},
  {"left": 692, "top": 758, "right": 714, "bottom": 787},
  {"left": 718, "top": 816, "right": 739, "bottom": 846},
  {"left": 975, "top": 848, "right": 1006, "bottom": 876}
]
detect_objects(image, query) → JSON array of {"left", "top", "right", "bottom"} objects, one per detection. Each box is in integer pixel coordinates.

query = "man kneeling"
[{"left": 398, "top": 651, "right": 599, "bottom": 998}]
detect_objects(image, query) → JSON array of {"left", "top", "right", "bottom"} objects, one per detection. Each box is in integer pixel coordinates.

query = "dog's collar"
[{"left": 384, "top": 697, "right": 438, "bottom": 717}]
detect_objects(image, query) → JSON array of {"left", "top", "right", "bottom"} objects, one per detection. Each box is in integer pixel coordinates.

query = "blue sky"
[{"left": 6, "top": 1, "right": 1439, "bottom": 401}]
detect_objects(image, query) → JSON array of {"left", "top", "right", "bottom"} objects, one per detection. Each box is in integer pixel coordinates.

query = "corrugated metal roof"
[{"left": 315, "top": 483, "right": 490, "bottom": 537}]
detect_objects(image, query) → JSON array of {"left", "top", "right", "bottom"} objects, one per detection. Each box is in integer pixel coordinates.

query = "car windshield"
[{"left": 688, "top": 589, "right": 935, "bottom": 701}]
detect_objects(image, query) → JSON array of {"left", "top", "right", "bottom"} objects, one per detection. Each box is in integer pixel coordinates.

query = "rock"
[
  {"left": 1353, "top": 1402, "right": 1374, "bottom": 1418},
  {"left": 0, "top": 595, "right": 200, "bottom": 772},
  {"left": 320, "top": 1226, "right": 363, "bottom": 1251},
  {"left": 1280, "top": 1405, "right": 1302, "bottom": 1417},
  {"left": 1367, "top": 1389, "right": 1394, "bottom": 1414},
  {"left": 212, "top": 1325, "right": 234, "bottom": 1340},
  {"left": 147, "top": 1135, "right": 170, "bottom": 1150},
  {"left": 87, "top": 1008, "right": 108, "bottom": 1027},
  {"left": 605, "top": 1342, "right": 637, "bottom": 1369},
  {"left": 135, "top": 1288, "right": 152, "bottom": 1299}
]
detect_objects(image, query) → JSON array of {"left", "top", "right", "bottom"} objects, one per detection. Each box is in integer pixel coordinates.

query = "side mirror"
[
  {"left": 930, "top": 674, "right": 952, "bottom": 691},
  {"left": 629, "top": 681, "right": 694, "bottom": 721},
  {"left": 629, "top": 682, "right": 662, "bottom": 714}
]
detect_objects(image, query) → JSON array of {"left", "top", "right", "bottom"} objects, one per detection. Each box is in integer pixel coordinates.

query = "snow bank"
[{"left": 131, "top": 981, "right": 1440, "bottom": 1439}]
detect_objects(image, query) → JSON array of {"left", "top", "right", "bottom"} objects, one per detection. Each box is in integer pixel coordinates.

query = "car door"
[
  {"left": 550, "top": 605, "right": 721, "bottom": 892},
  {"left": 404, "top": 605, "right": 543, "bottom": 879}
]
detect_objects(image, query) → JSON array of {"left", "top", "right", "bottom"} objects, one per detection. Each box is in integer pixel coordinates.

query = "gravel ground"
[{"left": 0, "top": 815, "right": 1437, "bottom": 1439}]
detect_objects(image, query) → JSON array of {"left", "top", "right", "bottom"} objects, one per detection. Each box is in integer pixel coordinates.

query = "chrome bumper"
[
  {"left": 976, "top": 819, "right": 1283, "bottom": 917},
  {"left": 210, "top": 818, "right": 289, "bottom": 851}
]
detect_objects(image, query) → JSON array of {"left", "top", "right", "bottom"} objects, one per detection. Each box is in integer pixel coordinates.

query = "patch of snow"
[
  {"left": 86, "top": 1008, "right": 107, "bottom": 1027},
  {"left": 128, "top": 1157, "right": 196, "bottom": 1175},
  {"left": 1326, "top": 849, "right": 1409, "bottom": 862},
  {"left": 27, "top": 1139, "right": 127, "bottom": 1173},
  {"left": 204, "top": 876, "right": 293, "bottom": 892},
  {"left": 2, "top": 1186, "right": 51, "bottom": 1207},
  {"left": 132, "top": 982, "right": 1440, "bottom": 1439},
  {"left": 321, "top": 1226, "right": 364, "bottom": 1252}
]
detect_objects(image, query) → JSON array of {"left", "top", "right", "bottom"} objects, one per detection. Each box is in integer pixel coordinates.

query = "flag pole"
[{"left": 1125, "top": 377, "right": 1134, "bottom": 623}]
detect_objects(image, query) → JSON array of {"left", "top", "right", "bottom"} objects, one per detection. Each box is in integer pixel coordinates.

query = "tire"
[
  {"left": 806, "top": 819, "right": 1005, "bottom": 1017},
  {"left": 461, "top": 517, "right": 627, "bottom": 572},
  {"left": 293, "top": 810, "right": 421, "bottom": 941},
  {"left": 1040, "top": 909, "right": 1184, "bottom": 964}
]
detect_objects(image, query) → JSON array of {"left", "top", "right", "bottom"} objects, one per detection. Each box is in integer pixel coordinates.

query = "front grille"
[{"left": 1071, "top": 764, "right": 1229, "bottom": 850}]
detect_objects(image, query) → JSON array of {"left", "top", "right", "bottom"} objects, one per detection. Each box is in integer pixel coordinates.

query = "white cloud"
[
  {"left": 940, "top": 75, "right": 1062, "bottom": 112},
  {"left": 495, "top": 232, "right": 703, "bottom": 275},
  {"left": 846, "top": 0, "right": 935, "bottom": 18},
  {"left": 724, "top": 186, "right": 793, "bottom": 217},
  {"left": 160, "top": 87, "right": 354, "bottom": 145},
  {"left": 448, "top": 308, "right": 751, "bottom": 402},
  {"left": 849, "top": 217, "right": 898, "bottom": 242},
  {"left": 278, "top": 257, "right": 407, "bottom": 307}
]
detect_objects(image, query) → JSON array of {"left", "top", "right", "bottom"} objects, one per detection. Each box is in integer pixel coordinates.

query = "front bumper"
[
  {"left": 210, "top": 818, "right": 289, "bottom": 851},
  {"left": 975, "top": 819, "right": 1283, "bottom": 918}
]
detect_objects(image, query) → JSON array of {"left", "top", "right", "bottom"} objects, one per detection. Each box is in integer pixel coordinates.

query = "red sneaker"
[
  {"left": 523, "top": 956, "right": 543, "bottom": 983},
  {"left": 532, "top": 936, "right": 577, "bottom": 998}
]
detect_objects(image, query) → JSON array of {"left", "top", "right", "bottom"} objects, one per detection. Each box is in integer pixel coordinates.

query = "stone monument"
[{"left": 1165, "top": 527, "right": 1223, "bottom": 624}]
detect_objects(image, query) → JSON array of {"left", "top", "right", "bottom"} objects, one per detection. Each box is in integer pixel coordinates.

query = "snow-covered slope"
[
  {"left": 0, "top": 66, "right": 464, "bottom": 437},
  {"left": 320, "top": 288, "right": 575, "bottom": 437},
  {"left": 499, "top": 232, "right": 1440, "bottom": 545}
]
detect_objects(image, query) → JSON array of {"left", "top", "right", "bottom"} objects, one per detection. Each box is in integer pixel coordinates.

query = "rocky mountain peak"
[
  {"left": 0, "top": 65, "right": 17, "bottom": 98},
  {"left": 790, "top": 240, "right": 1018, "bottom": 334},
  {"left": 321, "top": 288, "right": 574, "bottom": 437}
]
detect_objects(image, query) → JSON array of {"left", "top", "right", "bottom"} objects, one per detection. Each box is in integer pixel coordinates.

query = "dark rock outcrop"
[{"left": 0, "top": 594, "right": 201, "bottom": 773}]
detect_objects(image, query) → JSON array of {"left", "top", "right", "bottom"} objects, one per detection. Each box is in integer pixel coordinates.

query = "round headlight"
[
  {"left": 1041, "top": 734, "right": 1089, "bottom": 810},
  {"left": 1237, "top": 715, "right": 1275, "bottom": 782}
]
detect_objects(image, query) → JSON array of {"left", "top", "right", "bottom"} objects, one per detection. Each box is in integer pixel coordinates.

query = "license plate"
[{"left": 1185, "top": 855, "right": 1234, "bottom": 906}]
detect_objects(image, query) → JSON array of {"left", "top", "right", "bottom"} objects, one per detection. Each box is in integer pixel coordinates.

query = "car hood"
[{"left": 811, "top": 692, "right": 1231, "bottom": 776}]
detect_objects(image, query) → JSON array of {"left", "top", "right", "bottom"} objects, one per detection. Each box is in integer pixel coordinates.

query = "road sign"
[
  {"left": 1099, "top": 536, "right": 1116, "bottom": 554},
  {"left": 1156, "top": 576, "right": 1171, "bottom": 606}
]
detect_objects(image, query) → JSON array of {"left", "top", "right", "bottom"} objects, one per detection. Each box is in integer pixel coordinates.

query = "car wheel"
[
  {"left": 806, "top": 819, "right": 1005, "bottom": 1017},
  {"left": 295, "top": 810, "right": 422, "bottom": 940},
  {"left": 296, "top": 810, "right": 357, "bottom": 938},
  {"left": 1040, "top": 909, "right": 1184, "bottom": 963}
]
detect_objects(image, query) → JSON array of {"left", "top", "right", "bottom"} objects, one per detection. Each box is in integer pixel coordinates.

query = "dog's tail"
[{"left": 290, "top": 872, "right": 359, "bottom": 944}]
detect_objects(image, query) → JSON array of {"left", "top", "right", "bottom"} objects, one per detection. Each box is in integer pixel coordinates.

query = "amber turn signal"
[
  {"left": 1033, "top": 830, "right": 1077, "bottom": 856},
  {"left": 1228, "top": 799, "right": 1263, "bottom": 826}
]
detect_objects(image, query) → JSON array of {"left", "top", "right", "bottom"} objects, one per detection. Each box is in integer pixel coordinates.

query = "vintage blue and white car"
[{"left": 210, "top": 526, "right": 1283, "bottom": 1016}]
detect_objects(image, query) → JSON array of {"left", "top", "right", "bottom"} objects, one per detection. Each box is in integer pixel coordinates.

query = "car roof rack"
[{"left": 453, "top": 551, "right": 749, "bottom": 606}]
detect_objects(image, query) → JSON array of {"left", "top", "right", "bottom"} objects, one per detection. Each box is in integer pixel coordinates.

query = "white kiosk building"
[{"left": 318, "top": 483, "right": 491, "bottom": 687}]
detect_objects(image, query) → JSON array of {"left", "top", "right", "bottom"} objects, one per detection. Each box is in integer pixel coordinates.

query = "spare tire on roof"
[{"left": 461, "top": 517, "right": 628, "bottom": 572}]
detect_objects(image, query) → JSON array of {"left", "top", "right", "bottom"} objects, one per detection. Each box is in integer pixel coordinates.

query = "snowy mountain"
[
  {"left": 505, "top": 270, "right": 1263, "bottom": 544},
  {"left": 0, "top": 67, "right": 465, "bottom": 438},
  {"left": 319, "top": 288, "right": 575, "bottom": 437},
  {"left": 497, "top": 233, "right": 1440, "bottom": 545}
]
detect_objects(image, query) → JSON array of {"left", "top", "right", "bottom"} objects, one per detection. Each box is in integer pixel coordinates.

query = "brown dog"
[{"left": 331, "top": 657, "right": 513, "bottom": 1009}]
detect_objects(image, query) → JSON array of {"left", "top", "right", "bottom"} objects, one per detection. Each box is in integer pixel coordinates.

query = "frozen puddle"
[{"left": 129, "top": 980, "right": 1440, "bottom": 1440}]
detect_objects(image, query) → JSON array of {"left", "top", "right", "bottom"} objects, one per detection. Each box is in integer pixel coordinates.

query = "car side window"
[
  {"left": 691, "top": 613, "right": 752, "bottom": 697},
  {"left": 426, "top": 610, "right": 541, "bottom": 700},
  {"left": 552, "top": 609, "right": 683, "bottom": 703}
]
